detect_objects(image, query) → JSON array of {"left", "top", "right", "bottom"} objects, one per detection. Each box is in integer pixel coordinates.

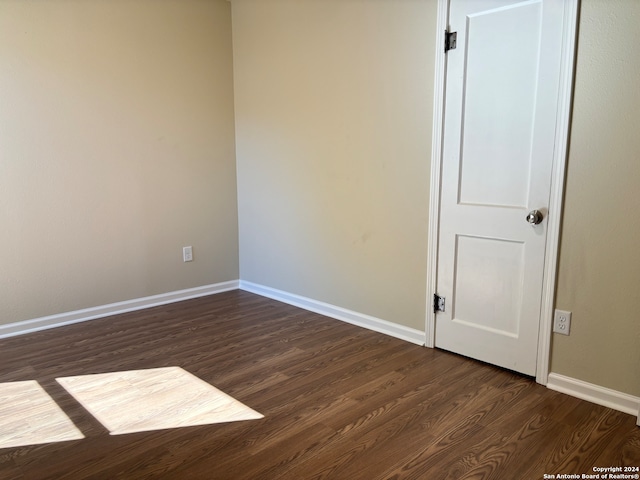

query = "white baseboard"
[
  {"left": 0, "top": 280, "right": 239, "bottom": 339},
  {"left": 12, "top": 279, "right": 638, "bottom": 424},
  {"left": 547, "top": 372, "right": 640, "bottom": 418},
  {"left": 239, "top": 281, "right": 425, "bottom": 346}
]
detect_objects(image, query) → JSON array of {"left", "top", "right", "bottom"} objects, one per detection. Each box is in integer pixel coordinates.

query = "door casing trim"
[{"left": 425, "top": 0, "right": 580, "bottom": 385}]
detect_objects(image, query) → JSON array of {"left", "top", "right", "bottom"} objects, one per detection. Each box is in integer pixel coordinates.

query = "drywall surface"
[
  {"left": 232, "top": 0, "right": 434, "bottom": 330},
  {"left": 553, "top": 0, "right": 640, "bottom": 397},
  {"left": 0, "top": 0, "right": 239, "bottom": 325}
]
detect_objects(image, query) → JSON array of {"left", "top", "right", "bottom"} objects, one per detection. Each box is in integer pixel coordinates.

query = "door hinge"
[
  {"left": 445, "top": 30, "right": 457, "bottom": 52},
  {"left": 433, "top": 294, "right": 445, "bottom": 313}
]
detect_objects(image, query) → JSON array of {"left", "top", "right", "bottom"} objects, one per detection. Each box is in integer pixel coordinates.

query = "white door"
[{"left": 435, "top": 0, "right": 567, "bottom": 376}]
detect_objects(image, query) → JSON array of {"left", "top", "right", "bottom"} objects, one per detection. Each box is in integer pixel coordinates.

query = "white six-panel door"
[{"left": 434, "top": 0, "right": 567, "bottom": 376}]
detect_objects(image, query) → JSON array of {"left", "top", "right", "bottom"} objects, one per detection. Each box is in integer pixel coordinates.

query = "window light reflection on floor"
[
  {"left": 0, "top": 380, "right": 84, "bottom": 449},
  {"left": 0, "top": 367, "right": 263, "bottom": 448},
  {"left": 56, "top": 367, "right": 264, "bottom": 435}
]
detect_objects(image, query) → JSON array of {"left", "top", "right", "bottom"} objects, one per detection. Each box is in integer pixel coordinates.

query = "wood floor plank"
[
  {"left": 0, "top": 290, "right": 637, "bottom": 479},
  {"left": 0, "top": 459, "right": 23, "bottom": 480}
]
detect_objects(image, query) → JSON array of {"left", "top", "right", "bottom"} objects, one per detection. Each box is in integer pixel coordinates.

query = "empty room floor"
[{"left": 0, "top": 290, "right": 638, "bottom": 479}]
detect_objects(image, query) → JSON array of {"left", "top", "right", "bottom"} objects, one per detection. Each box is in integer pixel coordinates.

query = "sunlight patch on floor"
[
  {"left": 0, "top": 380, "right": 84, "bottom": 448},
  {"left": 57, "top": 366, "right": 263, "bottom": 435}
]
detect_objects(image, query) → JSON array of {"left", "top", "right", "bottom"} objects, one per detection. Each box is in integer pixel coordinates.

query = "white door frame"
[{"left": 425, "top": 0, "right": 580, "bottom": 385}]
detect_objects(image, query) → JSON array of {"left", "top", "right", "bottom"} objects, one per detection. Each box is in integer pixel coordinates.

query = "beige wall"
[
  {"left": 0, "top": 0, "right": 239, "bottom": 325},
  {"left": 552, "top": 0, "right": 640, "bottom": 397},
  {"left": 232, "top": 0, "right": 434, "bottom": 330}
]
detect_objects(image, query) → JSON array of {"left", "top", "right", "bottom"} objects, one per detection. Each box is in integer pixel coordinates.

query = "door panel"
[
  {"left": 435, "top": 0, "right": 565, "bottom": 376},
  {"left": 459, "top": 1, "right": 541, "bottom": 207},
  {"left": 453, "top": 235, "right": 524, "bottom": 337}
]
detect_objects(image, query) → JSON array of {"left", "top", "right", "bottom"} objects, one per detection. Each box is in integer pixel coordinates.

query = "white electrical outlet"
[
  {"left": 553, "top": 309, "right": 571, "bottom": 335},
  {"left": 183, "top": 246, "right": 193, "bottom": 262}
]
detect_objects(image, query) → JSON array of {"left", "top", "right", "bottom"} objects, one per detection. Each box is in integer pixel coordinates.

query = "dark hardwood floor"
[{"left": 0, "top": 290, "right": 638, "bottom": 479}]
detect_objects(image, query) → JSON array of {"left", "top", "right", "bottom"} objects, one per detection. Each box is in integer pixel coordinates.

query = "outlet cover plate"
[{"left": 553, "top": 309, "right": 571, "bottom": 335}]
